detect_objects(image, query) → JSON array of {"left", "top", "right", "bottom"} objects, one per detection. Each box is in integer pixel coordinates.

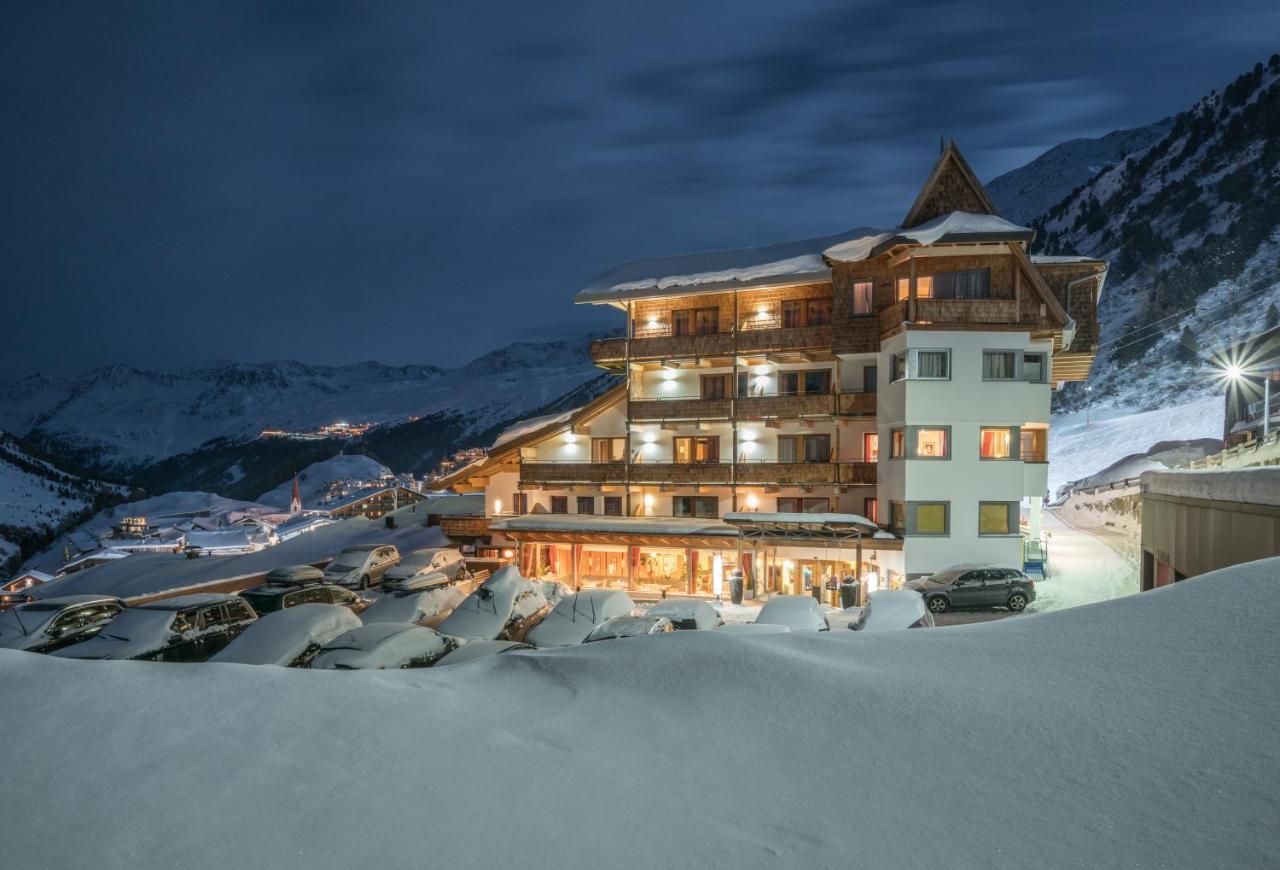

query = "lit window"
[
  {"left": 917, "top": 276, "right": 934, "bottom": 299},
  {"left": 979, "top": 427, "right": 1016, "bottom": 459},
  {"left": 890, "top": 428, "right": 906, "bottom": 459},
  {"left": 1021, "top": 428, "right": 1048, "bottom": 462},
  {"left": 914, "top": 428, "right": 949, "bottom": 459},
  {"left": 979, "top": 502, "right": 1017, "bottom": 536},
  {"left": 896, "top": 277, "right": 909, "bottom": 302},
  {"left": 863, "top": 432, "right": 879, "bottom": 462},
  {"left": 851, "top": 281, "right": 874, "bottom": 315}
]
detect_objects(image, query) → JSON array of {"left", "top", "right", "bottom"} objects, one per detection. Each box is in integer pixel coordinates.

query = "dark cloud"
[{"left": 0, "top": 0, "right": 1276, "bottom": 377}]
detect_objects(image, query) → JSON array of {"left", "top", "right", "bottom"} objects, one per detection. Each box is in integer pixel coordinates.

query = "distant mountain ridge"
[
  {"left": 987, "top": 119, "right": 1175, "bottom": 225},
  {"left": 0, "top": 337, "right": 603, "bottom": 473}
]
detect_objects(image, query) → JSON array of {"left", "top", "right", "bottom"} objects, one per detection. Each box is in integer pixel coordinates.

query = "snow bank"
[
  {"left": 2, "top": 558, "right": 1279, "bottom": 867},
  {"left": 1141, "top": 466, "right": 1280, "bottom": 506}
]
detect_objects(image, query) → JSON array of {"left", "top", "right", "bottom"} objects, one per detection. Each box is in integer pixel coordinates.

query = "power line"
[{"left": 1099, "top": 278, "right": 1280, "bottom": 358}]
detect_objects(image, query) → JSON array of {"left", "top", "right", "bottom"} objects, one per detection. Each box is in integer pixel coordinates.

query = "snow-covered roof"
[
  {"left": 59, "top": 548, "right": 131, "bottom": 572},
  {"left": 722, "top": 511, "right": 877, "bottom": 531},
  {"left": 1030, "top": 254, "right": 1107, "bottom": 265},
  {"left": 823, "top": 212, "right": 1033, "bottom": 263},
  {"left": 418, "top": 493, "right": 485, "bottom": 516},
  {"left": 186, "top": 529, "right": 256, "bottom": 551},
  {"left": 574, "top": 229, "right": 875, "bottom": 305},
  {"left": 1141, "top": 467, "right": 1280, "bottom": 507},
  {"left": 490, "top": 515, "right": 739, "bottom": 538},
  {"left": 490, "top": 409, "right": 577, "bottom": 450}
]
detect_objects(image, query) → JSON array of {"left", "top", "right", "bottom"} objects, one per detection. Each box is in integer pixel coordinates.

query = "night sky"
[{"left": 2, "top": 1, "right": 1276, "bottom": 378}]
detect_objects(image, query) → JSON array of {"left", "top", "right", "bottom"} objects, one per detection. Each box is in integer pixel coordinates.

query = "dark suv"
[
  {"left": 906, "top": 565, "right": 1036, "bottom": 614},
  {"left": 239, "top": 579, "right": 368, "bottom": 617},
  {"left": 53, "top": 594, "right": 258, "bottom": 662}
]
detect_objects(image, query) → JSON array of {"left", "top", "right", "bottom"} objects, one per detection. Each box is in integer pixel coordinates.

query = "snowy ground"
[
  {"left": 1, "top": 558, "right": 1278, "bottom": 868},
  {"left": 1034, "top": 510, "right": 1138, "bottom": 611},
  {"left": 1049, "top": 395, "right": 1224, "bottom": 497}
]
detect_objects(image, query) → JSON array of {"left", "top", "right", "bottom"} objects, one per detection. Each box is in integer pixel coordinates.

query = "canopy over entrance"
[{"left": 722, "top": 512, "right": 895, "bottom": 546}]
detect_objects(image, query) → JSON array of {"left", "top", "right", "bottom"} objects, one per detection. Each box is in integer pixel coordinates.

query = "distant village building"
[
  {"left": 324, "top": 484, "right": 427, "bottom": 520},
  {"left": 2, "top": 570, "right": 52, "bottom": 593}
]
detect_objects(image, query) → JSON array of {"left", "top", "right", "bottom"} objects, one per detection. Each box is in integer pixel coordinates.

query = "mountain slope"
[
  {"left": 987, "top": 118, "right": 1174, "bottom": 225},
  {"left": 0, "top": 337, "right": 602, "bottom": 474},
  {"left": 1031, "top": 55, "right": 1280, "bottom": 415}
]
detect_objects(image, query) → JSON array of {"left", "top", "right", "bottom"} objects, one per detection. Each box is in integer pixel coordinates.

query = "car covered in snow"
[
  {"left": 526, "top": 589, "right": 635, "bottom": 648},
  {"left": 360, "top": 586, "right": 467, "bottom": 627},
  {"left": 239, "top": 578, "right": 368, "bottom": 616},
  {"left": 381, "top": 548, "right": 465, "bottom": 591},
  {"left": 323, "top": 544, "right": 400, "bottom": 589},
  {"left": 436, "top": 566, "right": 549, "bottom": 642},
  {"left": 848, "top": 589, "right": 935, "bottom": 631},
  {"left": 52, "top": 594, "right": 257, "bottom": 662},
  {"left": 582, "top": 615, "right": 674, "bottom": 644},
  {"left": 433, "top": 639, "right": 533, "bottom": 668},
  {"left": 263, "top": 564, "right": 326, "bottom": 585},
  {"left": 717, "top": 622, "right": 791, "bottom": 635},
  {"left": 904, "top": 565, "right": 1036, "bottom": 614},
  {"left": 0, "top": 595, "right": 126, "bottom": 654},
  {"left": 754, "top": 595, "right": 830, "bottom": 631},
  {"left": 309, "top": 623, "right": 454, "bottom": 670},
  {"left": 211, "top": 603, "right": 362, "bottom": 667},
  {"left": 646, "top": 597, "right": 723, "bottom": 631}
]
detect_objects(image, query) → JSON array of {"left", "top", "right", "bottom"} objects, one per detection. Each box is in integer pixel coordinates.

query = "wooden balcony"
[
  {"left": 879, "top": 299, "right": 1037, "bottom": 336},
  {"left": 628, "top": 332, "right": 735, "bottom": 361},
  {"left": 588, "top": 337, "right": 627, "bottom": 366},
  {"left": 520, "top": 462, "right": 626, "bottom": 485},
  {"left": 629, "top": 397, "right": 731, "bottom": 421},
  {"left": 736, "top": 324, "right": 832, "bottom": 353},
  {"left": 836, "top": 392, "right": 876, "bottom": 416},
  {"left": 439, "top": 516, "right": 491, "bottom": 540},
  {"left": 736, "top": 394, "right": 833, "bottom": 419},
  {"left": 628, "top": 462, "right": 732, "bottom": 485},
  {"left": 837, "top": 462, "right": 877, "bottom": 485},
  {"left": 735, "top": 462, "right": 836, "bottom": 485}
]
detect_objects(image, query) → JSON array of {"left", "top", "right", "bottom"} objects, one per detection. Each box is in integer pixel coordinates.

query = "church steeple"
[{"left": 290, "top": 473, "right": 302, "bottom": 514}]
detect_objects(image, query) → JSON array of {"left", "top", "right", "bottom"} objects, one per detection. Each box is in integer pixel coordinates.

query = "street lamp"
[{"left": 1223, "top": 364, "right": 1271, "bottom": 438}]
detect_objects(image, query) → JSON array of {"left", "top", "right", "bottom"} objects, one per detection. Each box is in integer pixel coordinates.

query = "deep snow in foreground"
[{"left": 2, "top": 560, "right": 1278, "bottom": 868}]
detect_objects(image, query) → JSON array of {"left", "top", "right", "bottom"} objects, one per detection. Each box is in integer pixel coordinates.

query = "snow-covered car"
[
  {"left": 904, "top": 565, "right": 1036, "bottom": 614},
  {"left": 433, "top": 639, "right": 532, "bottom": 668},
  {"left": 309, "top": 623, "right": 454, "bottom": 670},
  {"left": 239, "top": 579, "right": 368, "bottom": 616},
  {"left": 323, "top": 544, "right": 401, "bottom": 589},
  {"left": 539, "top": 580, "right": 574, "bottom": 607},
  {"left": 211, "top": 603, "right": 361, "bottom": 667},
  {"left": 717, "top": 622, "right": 791, "bottom": 635},
  {"left": 646, "top": 597, "right": 723, "bottom": 631},
  {"left": 582, "top": 615, "right": 674, "bottom": 644},
  {"left": 754, "top": 595, "right": 830, "bottom": 631},
  {"left": 0, "top": 595, "right": 126, "bottom": 654},
  {"left": 263, "top": 564, "right": 326, "bottom": 585},
  {"left": 849, "top": 589, "right": 935, "bottom": 631},
  {"left": 526, "top": 589, "right": 635, "bottom": 648},
  {"left": 381, "top": 548, "right": 465, "bottom": 591},
  {"left": 360, "top": 587, "right": 467, "bottom": 627},
  {"left": 52, "top": 594, "right": 257, "bottom": 662},
  {"left": 436, "top": 566, "right": 549, "bottom": 642}
]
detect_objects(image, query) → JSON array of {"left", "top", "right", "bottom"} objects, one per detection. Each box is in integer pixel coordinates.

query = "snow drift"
[{"left": 0, "top": 558, "right": 1278, "bottom": 868}]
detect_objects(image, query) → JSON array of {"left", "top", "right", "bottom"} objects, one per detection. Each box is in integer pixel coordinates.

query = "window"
[
  {"left": 674, "top": 307, "right": 719, "bottom": 336},
  {"left": 804, "top": 370, "right": 831, "bottom": 395},
  {"left": 550, "top": 496, "right": 568, "bottom": 514},
  {"left": 603, "top": 496, "right": 623, "bottom": 516},
  {"left": 906, "top": 501, "right": 950, "bottom": 536},
  {"left": 891, "top": 353, "right": 906, "bottom": 382},
  {"left": 514, "top": 492, "right": 529, "bottom": 515},
  {"left": 806, "top": 297, "right": 831, "bottom": 326},
  {"left": 979, "top": 501, "right": 1019, "bottom": 536},
  {"left": 850, "top": 281, "right": 874, "bottom": 315},
  {"left": 673, "top": 496, "right": 718, "bottom": 518},
  {"left": 1021, "top": 427, "right": 1048, "bottom": 462},
  {"left": 591, "top": 437, "right": 625, "bottom": 463},
  {"left": 914, "top": 350, "right": 950, "bottom": 379},
  {"left": 779, "top": 369, "right": 831, "bottom": 396},
  {"left": 890, "top": 428, "right": 906, "bottom": 459},
  {"left": 979, "top": 426, "right": 1019, "bottom": 460},
  {"left": 1023, "top": 353, "right": 1046, "bottom": 383},
  {"left": 674, "top": 436, "right": 719, "bottom": 463},
  {"left": 863, "top": 432, "right": 879, "bottom": 461},
  {"left": 700, "top": 374, "right": 730, "bottom": 399},
  {"left": 916, "top": 276, "right": 934, "bottom": 299},
  {"left": 863, "top": 497, "right": 879, "bottom": 523},
  {"left": 777, "top": 434, "right": 830, "bottom": 463},
  {"left": 896, "top": 277, "right": 909, "bottom": 302},
  {"left": 863, "top": 365, "right": 877, "bottom": 393},
  {"left": 933, "top": 268, "right": 990, "bottom": 299},
  {"left": 777, "top": 497, "right": 830, "bottom": 513},
  {"left": 890, "top": 501, "right": 905, "bottom": 532},
  {"left": 983, "top": 350, "right": 1018, "bottom": 380},
  {"left": 782, "top": 299, "right": 803, "bottom": 329},
  {"left": 576, "top": 497, "right": 595, "bottom": 515},
  {"left": 736, "top": 371, "right": 750, "bottom": 397},
  {"left": 913, "top": 427, "right": 950, "bottom": 459}
]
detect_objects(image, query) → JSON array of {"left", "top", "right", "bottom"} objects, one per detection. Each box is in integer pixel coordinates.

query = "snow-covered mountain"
[
  {"left": 0, "top": 433, "right": 125, "bottom": 569},
  {"left": 0, "top": 338, "right": 602, "bottom": 474},
  {"left": 987, "top": 119, "right": 1173, "bottom": 225},
  {"left": 1028, "top": 55, "right": 1280, "bottom": 421}
]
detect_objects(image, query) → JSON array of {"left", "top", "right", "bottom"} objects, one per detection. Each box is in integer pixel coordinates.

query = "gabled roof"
[
  {"left": 822, "top": 212, "right": 1033, "bottom": 264},
  {"left": 901, "top": 141, "right": 1002, "bottom": 229}
]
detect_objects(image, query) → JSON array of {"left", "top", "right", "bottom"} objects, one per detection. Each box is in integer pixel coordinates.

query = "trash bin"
[
  {"left": 729, "top": 573, "right": 744, "bottom": 605},
  {"left": 385, "top": 515, "right": 396, "bottom": 529},
  {"left": 810, "top": 584, "right": 821, "bottom": 603},
  {"left": 839, "top": 582, "right": 859, "bottom": 609}
]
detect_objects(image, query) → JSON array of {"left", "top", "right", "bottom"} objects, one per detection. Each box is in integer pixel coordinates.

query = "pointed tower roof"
[
  {"left": 290, "top": 473, "right": 302, "bottom": 513},
  {"left": 901, "top": 141, "right": 1002, "bottom": 229}
]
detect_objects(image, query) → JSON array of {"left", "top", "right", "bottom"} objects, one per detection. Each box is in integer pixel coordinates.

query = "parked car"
[
  {"left": 436, "top": 566, "right": 549, "bottom": 642},
  {"left": 526, "top": 589, "right": 635, "bottom": 648},
  {"left": 211, "top": 603, "right": 361, "bottom": 667},
  {"left": 755, "top": 595, "right": 830, "bottom": 631},
  {"left": 263, "top": 564, "right": 325, "bottom": 585},
  {"left": 381, "top": 548, "right": 465, "bottom": 591},
  {"left": 905, "top": 565, "right": 1036, "bottom": 613},
  {"left": 0, "top": 596, "right": 126, "bottom": 653},
  {"left": 323, "top": 544, "right": 401, "bottom": 589},
  {"left": 434, "top": 640, "right": 532, "bottom": 668},
  {"left": 309, "top": 623, "right": 454, "bottom": 670},
  {"left": 849, "top": 589, "right": 935, "bottom": 631},
  {"left": 52, "top": 594, "right": 257, "bottom": 662},
  {"left": 360, "top": 587, "right": 467, "bottom": 627},
  {"left": 718, "top": 622, "right": 791, "bottom": 635},
  {"left": 646, "top": 597, "right": 723, "bottom": 631},
  {"left": 239, "top": 578, "right": 368, "bottom": 616},
  {"left": 582, "top": 615, "right": 674, "bottom": 644}
]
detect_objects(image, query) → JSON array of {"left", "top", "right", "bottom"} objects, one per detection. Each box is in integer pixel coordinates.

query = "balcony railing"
[
  {"left": 517, "top": 459, "right": 877, "bottom": 488},
  {"left": 879, "top": 298, "right": 1038, "bottom": 335},
  {"left": 837, "top": 461, "right": 877, "bottom": 485},
  {"left": 520, "top": 461, "right": 627, "bottom": 484},
  {"left": 735, "top": 462, "right": 836, "bottom": 485},
  {"left": 737, "top": 324, "right": 831, "bottom": 353},
  {"left": 589, "top": 337, "right": 627, "bottom": 365},
  {"left": 629, "top": 462, "right": 732, "bottom": 485},
  {"left": 736, "top": 393, "right": 833, "bottom": 418},
  {"left": 629, "top": 397, "right": 731, "bottom": 421},
  {"left": 836, "top": 392, "right": 876, "bottom": 416},
  {"left": 439, "top": 516, "right": 491, "bottom": 539}
]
